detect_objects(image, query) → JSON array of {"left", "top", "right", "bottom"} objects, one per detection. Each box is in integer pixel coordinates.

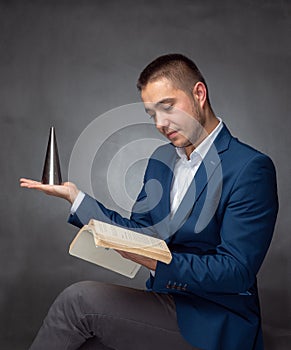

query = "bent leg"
[{"left": 29, "top": 281, "right": 198, "bottom": 350}]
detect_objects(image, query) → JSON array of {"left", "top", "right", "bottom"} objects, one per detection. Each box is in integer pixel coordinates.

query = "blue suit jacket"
[{"left": 68, "top": 124, "right": 278, "bottom": 350}]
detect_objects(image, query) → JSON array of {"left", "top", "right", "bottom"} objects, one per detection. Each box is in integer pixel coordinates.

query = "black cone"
[{"left": 41, "top": 126, "right": 62, "bottom": 185}]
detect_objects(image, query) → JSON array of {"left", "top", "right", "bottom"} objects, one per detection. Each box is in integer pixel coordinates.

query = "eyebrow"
[{"left": 144, "top": 97, "right": 175, "bottom": 113}]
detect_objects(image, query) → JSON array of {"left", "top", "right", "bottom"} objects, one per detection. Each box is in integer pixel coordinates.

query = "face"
[{"left": 141, "top": 78, "right": 207, "bottom": 150}]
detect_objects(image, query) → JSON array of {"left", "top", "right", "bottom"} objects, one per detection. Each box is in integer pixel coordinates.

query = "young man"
[{"left": 20, "top": 54, "right": 278, "bottom": 350}]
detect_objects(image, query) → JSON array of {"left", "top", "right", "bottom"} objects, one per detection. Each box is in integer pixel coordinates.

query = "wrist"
[{"left": 68, "top": 188, "right": 80, "bottom": 204}]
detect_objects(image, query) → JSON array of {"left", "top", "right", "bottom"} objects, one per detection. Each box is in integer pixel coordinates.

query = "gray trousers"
[{"left": 29, "top": 281, "right": 199, "bottom": 350}]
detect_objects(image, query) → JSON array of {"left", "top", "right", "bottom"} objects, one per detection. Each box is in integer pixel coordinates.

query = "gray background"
[{"left": 0, "top": 0, "right": 290, "bottom": 349}]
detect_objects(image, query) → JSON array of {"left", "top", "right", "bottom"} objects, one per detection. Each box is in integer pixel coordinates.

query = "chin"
[
  {"left": 172, "top": 136, "right": 188, "bottom": 146},
  {"left": 171, "top": 140, "right": 187, "bottom": 148}
]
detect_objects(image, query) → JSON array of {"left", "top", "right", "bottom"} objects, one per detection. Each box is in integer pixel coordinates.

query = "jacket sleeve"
[
  {"left": 150, "top": 154, "right": 279, "bottom": 295},
  {"left": 68, "top": 170, "right": 155, "bottom": 234}
]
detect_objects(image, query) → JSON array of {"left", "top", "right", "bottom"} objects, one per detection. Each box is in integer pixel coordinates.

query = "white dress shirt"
[{"left": 170, "top": 118, "right": 223, "bottom": 217}]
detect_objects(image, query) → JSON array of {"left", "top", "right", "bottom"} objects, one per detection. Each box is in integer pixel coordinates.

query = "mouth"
[{"left": 166, "top": 130, "right": 179, "bottom": 139}]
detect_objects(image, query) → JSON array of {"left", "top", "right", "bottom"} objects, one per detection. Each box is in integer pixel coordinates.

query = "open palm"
[{"left": 19, "top": 178, "right": 79, "bottom": 204}]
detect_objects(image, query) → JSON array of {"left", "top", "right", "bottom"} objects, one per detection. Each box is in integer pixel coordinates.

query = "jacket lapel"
[
  {"left": 169, "top": 124, "right": 232, "bottom": 234},
  {"left": 148, "top": 144, "right": 178, "bottom": 238}
]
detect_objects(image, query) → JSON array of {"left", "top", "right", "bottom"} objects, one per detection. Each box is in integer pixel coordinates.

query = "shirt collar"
[{"left": 175, "top": 117, "right": 223, "bottom": 163}]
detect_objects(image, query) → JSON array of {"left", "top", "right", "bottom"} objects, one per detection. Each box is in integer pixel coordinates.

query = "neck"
[{"left": 184, "top": 109, "right": 219, "bottom": 159}]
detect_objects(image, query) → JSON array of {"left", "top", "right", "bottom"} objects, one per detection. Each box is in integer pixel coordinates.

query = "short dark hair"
[{"left": 137, "top": 53, "right": 210, "bottom": 104}]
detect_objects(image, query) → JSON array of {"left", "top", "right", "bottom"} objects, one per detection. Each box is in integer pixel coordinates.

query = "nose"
[{"left": 154, "top": 111, "right": 170, "bottom": 130}]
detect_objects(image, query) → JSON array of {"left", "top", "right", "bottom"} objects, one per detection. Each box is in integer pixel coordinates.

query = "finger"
[
  {"left": 27, "top": 184, "right": 51, "bottom": 189},
  {"left": 115, "top": 250, "right": 130, "bottom": 258},
  {"left": 29, "top": 184, "right": 66, "bottom": 192},
  {"left": 20, "top": 182, "right": 46, "bottom": 189},
  {"left": 115, "top": 249, "right": 125, "bottom": 256},
  {"left": 19, "top": 178, "right": 41, "bottom": 185},
  {"left": 19, "top": 180, "right": 52, "bottom": 190},
  {"left": 20, "top": 182, "right": 43, "bottom": 189}
]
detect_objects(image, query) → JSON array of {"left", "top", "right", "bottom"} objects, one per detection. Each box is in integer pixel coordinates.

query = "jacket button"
[{"left": 181, "top": 283, "right": 188, "bottom": 291}]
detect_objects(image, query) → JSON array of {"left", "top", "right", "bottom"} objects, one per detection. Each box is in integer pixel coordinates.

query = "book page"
[
  {"left": 69, "top": 226, "right": 141, "bottom": 278},
  {"left": 90, "top": 219, "right": 168, "bottom": 252}
]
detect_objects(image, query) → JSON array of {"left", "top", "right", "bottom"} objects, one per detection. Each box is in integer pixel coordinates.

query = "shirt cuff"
[{"left": 70, "top": 191, "right": 85, "bottom": 214}]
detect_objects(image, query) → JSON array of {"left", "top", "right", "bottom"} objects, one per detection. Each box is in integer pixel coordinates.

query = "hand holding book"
[
  {"left": 69, "top": 219, "right": 172, "bottom": 278},
  {"left": 116, "top": 250, "right": 157, "bottom": 270}
]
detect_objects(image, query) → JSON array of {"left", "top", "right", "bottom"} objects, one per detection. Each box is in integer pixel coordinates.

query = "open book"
[{"left": 69, "top": 219, "right": 172, "bottom": 278}]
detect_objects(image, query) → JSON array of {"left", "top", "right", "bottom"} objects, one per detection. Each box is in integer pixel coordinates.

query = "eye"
[
  {"left": 148, "top": 112, "right": 156, "bottom": 120},
  {"left": 162, "top": 104, "right": 173, "bottom": 111}
]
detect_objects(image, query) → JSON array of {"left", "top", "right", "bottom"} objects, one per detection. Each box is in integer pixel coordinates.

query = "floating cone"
[{"left": 41, "top": 126, "right": 62, "bottom": 185}]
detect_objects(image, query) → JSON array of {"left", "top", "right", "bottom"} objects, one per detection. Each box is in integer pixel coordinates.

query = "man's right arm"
[
  {"left": 19, "top": 177, "right": 155, "bottom": 234},
  {"left": 19, "top": 178, "right": 80, "bottom": 204}
]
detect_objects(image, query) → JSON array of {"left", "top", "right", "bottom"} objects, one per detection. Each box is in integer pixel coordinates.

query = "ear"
[{"left": 192, "top": 82, "right": 207, "bottom": 108}]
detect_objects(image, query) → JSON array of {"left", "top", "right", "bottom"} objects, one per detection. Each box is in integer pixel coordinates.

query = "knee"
[
  {"left": 62, "top": 280, "right": 96, "bottom": 297},
  {"left": 60, "top": 280, "right": 98, "bottom": 298},
  {"left": 52, "top": 281, "right": 98, "bottom": 312},
  {"left": 50, "top": 280, "right": 116, "bottom": 320},
  {"left": 42, "top": 281, "right": 102, "bottom": 332}
]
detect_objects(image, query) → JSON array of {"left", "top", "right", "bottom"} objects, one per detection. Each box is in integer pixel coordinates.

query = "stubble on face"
[
  {"left": 141, "top": 78, "right": 208, "bottom": 153},
  {"left": 187, "top": 97, "right": 208, "bottom": 148}
]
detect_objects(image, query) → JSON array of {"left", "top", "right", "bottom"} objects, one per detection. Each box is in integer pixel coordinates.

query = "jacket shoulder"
[
  {"left": 150, "top": 142, "right": 176, "bottom": 159},
  {"left": 229, "top": 136, "right": 275, "bottom": 167}
]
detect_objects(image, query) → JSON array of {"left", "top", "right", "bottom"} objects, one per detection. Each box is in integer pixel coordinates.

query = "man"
[{"left": 20, "top": 54, "right": 278, "bottom": 350}]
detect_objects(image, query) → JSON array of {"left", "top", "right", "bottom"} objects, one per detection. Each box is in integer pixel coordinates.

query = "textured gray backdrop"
[{"left": 0, "top": 1, "right": 290, "bottom": 349}]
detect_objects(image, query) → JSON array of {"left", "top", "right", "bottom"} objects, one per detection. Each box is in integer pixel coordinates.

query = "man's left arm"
[{"left": 149, "top": 153, "right": 278, "bottom": 295}]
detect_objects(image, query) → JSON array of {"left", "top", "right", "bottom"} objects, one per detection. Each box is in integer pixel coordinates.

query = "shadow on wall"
[
  {"left": 0, "top": 274, "right": 42, "bottom": 349},
  {"left": 261, "top": 286, "right": 291, "bottom": 350},
  {"left": 263, "top": 325, "right": 291, "bottom": 350}
]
